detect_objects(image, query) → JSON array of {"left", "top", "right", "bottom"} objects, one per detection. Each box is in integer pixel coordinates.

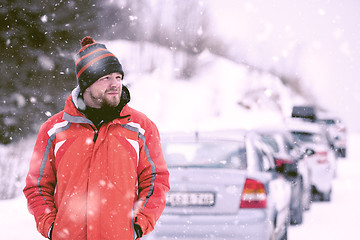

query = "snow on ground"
[
  {"left": 0, "top": 195, "right": 43, "bottom": 240},
  {"left": 1, "top": 133, "right": 359, "bottom": 239},
  {"left": 289, "top": 133, "right": 360, "bottom": 240}
]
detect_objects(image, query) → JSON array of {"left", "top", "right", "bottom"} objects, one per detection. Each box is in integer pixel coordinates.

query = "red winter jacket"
[{"left": 23, "top": 87, "right": 170, "bottom": 239}]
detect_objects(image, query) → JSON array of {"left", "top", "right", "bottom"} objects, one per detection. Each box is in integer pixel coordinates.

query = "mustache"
[{"left": 106, "top": 87, "right": 120, "bottom": 93}]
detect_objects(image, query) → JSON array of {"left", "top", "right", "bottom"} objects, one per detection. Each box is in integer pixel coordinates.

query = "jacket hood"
[{"left": 70, "top": 85, "right": 131, "bottom": 111}]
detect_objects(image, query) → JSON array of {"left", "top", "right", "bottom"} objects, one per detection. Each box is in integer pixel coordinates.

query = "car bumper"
[
  {"left": 143, "top": 210, "right": 273, "bottom": 240},
  {"left": 310, "top": 165, "right": 333, "bottom": 193}
]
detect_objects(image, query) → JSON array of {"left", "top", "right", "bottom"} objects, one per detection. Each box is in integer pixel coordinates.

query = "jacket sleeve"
[
  {"left": 134, "top": 119, "right": 170, "bottom": 235},
  {"left": 23, "top": 121, "right": 57, "bottom": 238}
]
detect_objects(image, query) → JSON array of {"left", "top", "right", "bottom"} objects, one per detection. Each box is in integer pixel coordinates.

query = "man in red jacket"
[{"left": 23, "top": 36, "right": 170, "bottom": 240}]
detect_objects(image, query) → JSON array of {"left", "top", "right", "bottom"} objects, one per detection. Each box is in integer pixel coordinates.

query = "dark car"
[{"left": 257, "top": 128, "right": 312, "bottom": 225}]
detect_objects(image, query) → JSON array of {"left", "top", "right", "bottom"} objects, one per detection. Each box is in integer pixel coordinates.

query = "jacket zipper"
[
  {"left": 89, "top": 125, "right": 99, "bottom": 143},
  {"left": 93, "top": 129, "right": 98, "bottom": 142},
  {"left": 91, "top": 120, "right": 104, "bottom": 143}
]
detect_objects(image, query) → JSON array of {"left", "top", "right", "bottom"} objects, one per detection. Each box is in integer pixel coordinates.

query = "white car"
[
  {"left": 144, "top": 130, "right": 291, "bottom": 240},
  {"left": 317, "top": 115, "right": 347, "bottom": 158},
  {"left": 286, "top": 119, "right": 337, "bottom": 201}
]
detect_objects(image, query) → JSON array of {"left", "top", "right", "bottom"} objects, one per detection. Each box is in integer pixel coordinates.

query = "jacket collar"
[{"left": 63, "top": 85, "right": 131, "bottom": 125}]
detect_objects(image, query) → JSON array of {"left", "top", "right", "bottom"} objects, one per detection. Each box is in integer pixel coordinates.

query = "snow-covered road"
[
  {"left": 1, "top": 134, "right": 359, "bottom": 240},
  {"left": 289, "top": 133, "right": 360, "bottom": 240}
]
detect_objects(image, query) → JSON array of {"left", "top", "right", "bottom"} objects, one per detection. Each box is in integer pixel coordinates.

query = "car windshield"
[
  {"left": 162, "top": 140, "right": 247, "bottom": 169},
  {"left": 291, "top": 131, "right": 326, "bottom": 144}
]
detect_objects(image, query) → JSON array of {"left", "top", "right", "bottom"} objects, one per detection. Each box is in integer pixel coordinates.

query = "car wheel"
[
  {"left": 340, "top": 148, "right": 346, "bottom": 158},
  {"left": 321, "top": 190, "right": 331, "bottom": 202},
  {"left": 303, "top": 186, "right": 311, "bottom": 211},
  {"left": 280, "top": 222, "right": 288, "bottom": 240},
  {"left": 336, "top": 148, "right": 346, "bottom": 158},
  {"left": 304, "top": 174, "right": 312, "bottom": 210},
  {"left": 291, "top": 184, "right": 303, "bottom": 225}
]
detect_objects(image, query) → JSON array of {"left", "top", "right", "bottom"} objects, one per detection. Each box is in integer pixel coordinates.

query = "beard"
[
  {"left": 101, "top": 94, "right": 121, "bottom": 108},
  {"left": 88, "top": 88, "right": 121, "bottom": 109}
]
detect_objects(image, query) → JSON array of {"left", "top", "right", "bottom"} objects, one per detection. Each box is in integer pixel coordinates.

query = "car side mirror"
[{"left": 305, "top": 148, "right": 315, "bottom": 156}]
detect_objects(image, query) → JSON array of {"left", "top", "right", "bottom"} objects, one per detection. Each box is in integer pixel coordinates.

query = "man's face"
[{"left": 84, "top": 72, "right": 123, "bottom": 108}]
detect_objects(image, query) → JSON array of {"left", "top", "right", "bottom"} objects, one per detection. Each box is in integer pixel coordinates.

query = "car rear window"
[
  {"left": 260, "top": 134, "right": 279, "bottom": 153},
  {"left": 318, "top": 119, "right": 336, "bottom": 125},
  {"left": 291, "top": 131, "right": 326, "bottom": 144},
  {"left": 162, "top": 141, "right": 247, "bottom": 169}
]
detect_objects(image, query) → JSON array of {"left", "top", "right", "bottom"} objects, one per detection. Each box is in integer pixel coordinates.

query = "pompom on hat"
[{"left": 75, "top": 36, "right": 124, "bottom": 93}]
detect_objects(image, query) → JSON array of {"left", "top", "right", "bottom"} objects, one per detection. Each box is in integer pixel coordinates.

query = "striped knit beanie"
[{"left": 75, "top": 36, "right": 124, "bottom": 93}]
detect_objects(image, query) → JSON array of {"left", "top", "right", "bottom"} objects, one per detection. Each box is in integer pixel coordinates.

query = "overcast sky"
[{"left": 208, "top": 0, "right": 360, "bottom": 132}]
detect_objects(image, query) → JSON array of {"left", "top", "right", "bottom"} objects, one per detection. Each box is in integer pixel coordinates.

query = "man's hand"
[{"left": 134, "top": 223, "right": 143, "bottom": 239}]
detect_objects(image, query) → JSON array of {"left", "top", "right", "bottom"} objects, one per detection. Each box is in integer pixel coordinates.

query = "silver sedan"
[{"left": 144, "top": 130, "right": 291, "bottom": 240}]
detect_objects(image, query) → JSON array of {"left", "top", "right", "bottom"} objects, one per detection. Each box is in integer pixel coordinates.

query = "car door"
[{"left": 255, "top": 141, "right": 291, "bottom": 229}]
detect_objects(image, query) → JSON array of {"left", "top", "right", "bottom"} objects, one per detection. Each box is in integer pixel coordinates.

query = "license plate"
[{"left": 166, "top": 192, "right": 215, "bottom": 207}]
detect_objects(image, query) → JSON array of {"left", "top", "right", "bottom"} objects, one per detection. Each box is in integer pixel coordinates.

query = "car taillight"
[
  {"left": 339, "top": 126, "right": 346, "bottom": 133},
  {"left": 315, "top": 151, "right": 328, "bottom": 164},
  {"left": 240, "top": 178, "right": 267, "bottom": 208}
]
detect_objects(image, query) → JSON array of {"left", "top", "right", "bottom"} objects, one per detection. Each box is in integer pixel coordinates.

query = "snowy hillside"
[
  {"left": 107, "top": 40, "right": 307, "bottom": 133},
  {"left": 206, "top": 0, "right": 360, "bottom": 133}
]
